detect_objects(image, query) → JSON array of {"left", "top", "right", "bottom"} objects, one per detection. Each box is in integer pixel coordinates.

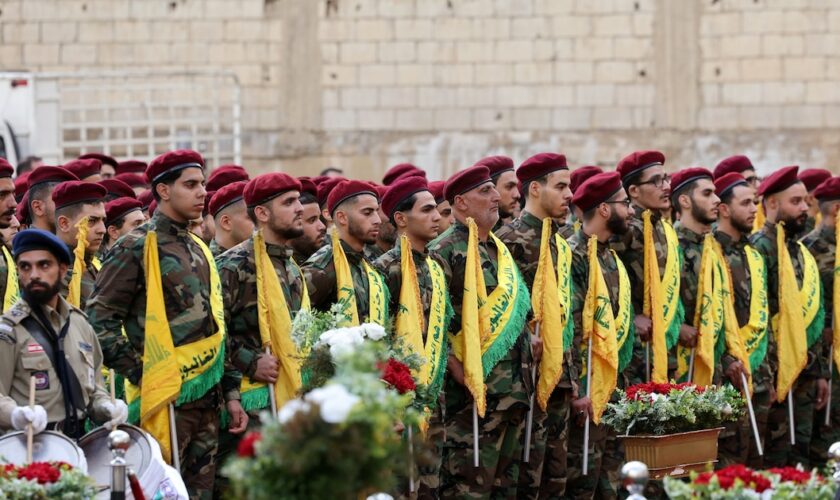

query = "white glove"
[
  {"left": 11, "top": 405, "right": 48, "bottom": 434},
  {"left": 102, "top": 400, "right": 128, "bottom": 429}
]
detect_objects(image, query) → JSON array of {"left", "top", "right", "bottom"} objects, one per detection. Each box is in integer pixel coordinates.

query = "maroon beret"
[
  {"left": 670, "top": 167, "right": 713, "bottom": 196},
  {"left": 517, "top": 153, "right": 568, "bottom": 185},
  {"left": 146, "top": 149, "right": 204, "bottom": 184},
  {"left": 148, "top": 200, "right": 157, "bottom": 217},
  {"left": 713, "top": 155, "right": 754, "bottom": 179},
  {"left": 374, "top": 184, "right": 389, "bottom": 200},
  {"left": 115, "top": 160, "right": 147, "bottom": 176},
  {"left": 444, "top": 165, "right": 492, "bottom": 204},
  {"left": 207, "top": 165, "right": 249, "bottom": 193},
  {"left": 209, "top": 181, "right": 247, "bottom": 216},
  {"left": 757, "top": 165, "right": 800, "bottom": 197},
  {"left": 381, "top": 176, "right": 430, "bottom": 219},
  {"left": 63, "top": 158, "right": 102, "bottom": 180},
  {"left": 812, "top": 177, "right": 840, "bottom": 201},
  {"left": 798, "top": 168, "right": 832, "bottom": 192},
  {"left": 0, "top": 158, "right": 13, "bottom": 178},
  {"left": 327, "top": 180, "right": 378, "bottom": 215},
  {"left": 616, "top": 150, "right": 666, "bottom": 181},
  {"left": 382, "top": 163, "right": 427, "bottom": 186},
  {"left": 138, "top": 190, "right": 154, "bottom": 210},
  {"left": 311, "top": 175, "right": 329, "bottom": 186},
  {"left": 98, "top": 179, "right": 137, "bottom": 199},
  {"left": 115, "top": 173, "right": 148, "bottom": 189},
  {"left": 572, "top": 172, "right": 624, "bottom": 212},
  {"left": 52, "top": 180, "right": 107, "bottom": 210},
  {"left": 79, "top": 153, "right": 118, "bottom": 168},
  {"left": 105, "top": 197, "right": 143, "bottom": 226},
  {"left": 428, "top": 180, "right": 445, "bottom": 204},
  {"left": 14, "top": 171, "right": 31, "bottom": 200},
  {"left": 27, "top": 166, "right": 79, "bottom": 190},
  {"left": 317, "top": 176, "right": 346, "bottom": 207},
  {"left": 475, "top": 155, "right": 514, "bottom": 179},
  {"left": 714, "top": 173, "right": 749, "bottom": 198},
  {"left": 570, "top": 166, "right": 604, "bottom": 194},
  {"left": 244, "top": 173, "right": 302, "bottom": 208},
  {"left": 202, "top": 191, "right": 215, "bottom": 217},
  {"left": 16, "top": 191, "right": 29, "bottom": 224},
  {"left": 298, "top": 177, "right": 318, "bottom": 199}
]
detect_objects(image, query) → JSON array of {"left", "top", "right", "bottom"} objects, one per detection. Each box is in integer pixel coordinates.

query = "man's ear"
[
  {"left": 30, "top": 199, "right": 44, "bottom": 217},
  {"left": 219, "top": 213, "right": 232, "bottom": 232},
  {"left": 155, "top": 182, "right": 170, "bottom": 202},
  {"left": 56, "top": 214, "right": 70, "bottom": 234},
  {"left": 393, "top": 212, "right": 407, "bottom": 229},
  {"left": 107, "top": 225, "right": 120, "bottom": 241}
]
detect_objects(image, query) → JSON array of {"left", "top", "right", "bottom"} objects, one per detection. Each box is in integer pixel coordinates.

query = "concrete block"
[
  {"left": 395, "top": 109, "right": 434, "bottom": 130},
  {"left": 4, "top": 23, "right": 39, "bottom": 44},
  {"left": 323, "top": 109, "right": 358, "bottom": 130},
  {"left": 700, "top": 13, "right": 741, "bottom": 36},
  {"left": 77, "top": 22, "right": 114, "bottom": 42},
  {"left": 551, "top": 15, "right": 591, "bottom": 36},
  {"left": 762, "top": 34, "right": 804, "bottom": 56},
  {"left": 738, "top": 106, "right": 782, "bottom": 129},
  {"left": 435, "top": 64, "right": 475, "bottom": 85},
  {"left": 721, "top": 83, "right": 762, "bottom": 104},
  {"left": 535, "top": 85, "right": 575, "bottom": 106},
  {"left": 495, "top": 85, "right": 536, "bottom": 106},
  {"left": 554, "top": 61, "right": 595, "bottom": 83},
  {"left": 322, "top": 65, "right": 359, "bottom": 86},
  {"left": 341, "top": 88, "right": 378, "bottom": 109},
  {"left": 451, "top": 0, "right": 496, "bottom": 17},
  {"left": 379, "top": 41, "right": 416, "bottom": 62},
  {"left": 0, "top": 46, "right": 22, "bottom": 67},
  {"left": 534, "top": 0, "right": 574, "bottom": 15},
  {"left": 512, "top": 108, "right": 552, "bottom": 130},
  {"left": 189, "top": 21, "right": 226, "bottom": 42},
  {"left": 615, "top": 84, "right": 654, "bottom": 106},
  {"left": 473, "top": 108, "right": 512, "bottom": 130},
  {"left": 356, "top": 19, "right": 394, "bottom": 40},
  {"left": 417, "top": 87, "right": 457, "bottom": 108},
  {"left": 379, "top": 87, "right": 417, "bottom": 108},
  {"left": 434, "top": 109, "right": 473, "bottom": 130},
  {"left": 396, "top": 63, "right": 434, "bottom": 85},
  {"left": 781, "top": 105, "right": 823, "bottom": 128},
  {"left": 394, "top": 19, "right": 433, "bottom": 40},
  {"left": 697, "top": 106, "right": 739, "bottom": 130},
  {"left": 593, "top": 15, "right": 633, "bottom": 36},
  {"left": 511, "top": 17, "right": 549, "bottom": 39},
  {"left": 592, "top": 106, "right": 634, "bottom": 129},
  {"left": 574, "top": 37, "right": 613, "bottom": 60},
  {"left": 474, "top": 63, "right": 515, "bottom": 84},
  {"left": 359, "top": 64, "right": 397, "bottom": 85},
  {"left": 761, "top": 82, "right": 805, "bottom": 104},
  {"left": 341, "top": 42, "right": 378, "bottom": 63},
  {"left": 575, "top": 83, "right": 615, "bottom": 106},
  {"left": 322, "top": 43, "right": 340, "bottom": 64},
  {"left": 613, "top": 37, "right": 651, "bottom": 59},
  {"left": 436, "top": 18, "right": 473, "bottom": 40},
  {"left": 784, "top": 57, "right": 825, "bottom": 81},
  {"left": 319, "top": 20, "right": 354, "bottom": 41},
  {"left": 551, "top": 107, "right": 592, "bottom": 130},
  {"left": 513, "top": 62, "right": 554, "bottom": 84},
  {"left": 594, "top": 61, "right": 636, "bottom": 83},
  {"left": 40, "top": 22, "right": 77, "bottom": 43},
  {"left": 701, "top": 84, "right": 720, "bottom": 105},
  {"left": 471, "top": 18, "right": 512, "bottom": 39},
  {"left": 456, "top": 86, "right": 496, "bottom": 107},
  {"left": 456, "top": 41, "right": 495, "bottom": 62},
  {"left": 742, "top": 11, "right": 783, "bottom": 34},
  {"left": 417, "top": 41, "right": 456, "bottom": 62},
  {"left": 805, "top": 82, "right": 840, "bottom": 104},
  {"left": 495, "top": 0, "right": 534, "bottom": 16},
  {"left": 740, "top": 58, "right": 782, "bottom": 81},
  {"left": 719, "top": 35, "right": 761, "bottom": 57},
  {"left": 377, "top": 0, "right": 416, "bottom": 18},
  {"left": 496, "top": 40, "right": 534, "bottom": 61},
  {"left": 60, "top": 44, "right": 97, "bottom": 65},
  {"left": 358, "top": 110, "right": 395, "bottom": 130},
  {"left": 23, "top": 43, "right": 59, "bottom": 65}
]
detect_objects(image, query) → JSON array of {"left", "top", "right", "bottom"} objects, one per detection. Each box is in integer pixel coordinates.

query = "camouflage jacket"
[
  {"left": 364, "top": 243, "right": 386, "bottom": 262},
  {"left": 675, "top": 223, "right": 704, "bottom": 325},
  {"left": 428, "top": 219, "right": 531, "bottom": 414},
  {"left": 801, "top": 223, "right": 835, "bottom": 379},
  {"left": 374, "top": 243, "right": 434, "bottom": 326},
  {"left": 558, "top": 221, "right": 576, "bottom": 240},
  {"left": 209, "top": 239, "right": 228, "bottom": 258},
  {"left": 217, "top": 237, "right": 307, "bottom": 380},
  {"left": 750, "top": 221, "right": 827, "bottom": 379},
  {"left": 60, "top": 251, "right": 98, "bottom": 312},
  {"left": 0, "top": 248, "right": 8, "bottom": 311},
  {"left": 86, "top": 211, "right": 241, "bottom": 402},
  {"left": 496, "top": 210, "right": 577, "bottom": 390}
]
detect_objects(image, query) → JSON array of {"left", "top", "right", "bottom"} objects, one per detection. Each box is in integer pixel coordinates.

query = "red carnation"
[
  {"left": 17, "top": 462, "right": 61, "bottom": 484},
  {"left": 768, "top": 467, "right": 814, "bottom": 484},
  {"left": 379, "top": 358, "right": 416, "bottom": 394},
  {"left": 237, "top": 431, "right": 262, "bottom": 458}
]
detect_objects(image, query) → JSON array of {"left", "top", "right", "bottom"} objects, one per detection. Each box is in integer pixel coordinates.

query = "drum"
[
  {"left": 79, "top": 424, "right": 154, "bottom": 495},
  {"left": 0, "top": 430, "right": 86, "bottom": 470}
]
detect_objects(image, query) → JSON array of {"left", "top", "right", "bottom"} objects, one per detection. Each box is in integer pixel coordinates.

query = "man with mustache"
[
  {"left": 290, "top": 178, "right": 326, "bottom": 264},
  {"left": 476, "top": 155, "right": 521, "bottom": 232},
  {"left": 750, "top": 166, "right": 828, "bottom": 468},
  {"left": 0, "top": 159, "right": 18, "bottom": 313},
  {"left": 365, "top": 185, "right": 396, "bottom": 262},
  {"left": 208, "top": 181, "right": 252, "bottom": 257}
]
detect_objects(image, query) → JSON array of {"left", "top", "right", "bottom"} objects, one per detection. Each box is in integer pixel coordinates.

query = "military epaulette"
[
  {"left": 2, "top": 301, "right": 30, "bottom": 326},
  {"left": 67, "top": 302, "right": 89, "bottom": 319},
  {"left": 0, "top": 319, "right": 15, "bottom": 344}
]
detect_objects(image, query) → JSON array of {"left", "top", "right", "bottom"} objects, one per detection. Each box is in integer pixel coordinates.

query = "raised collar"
[
  {"left": 338, "top": 238, "right": 365, "bottom": 263},
  {"left": 675, "top": 222, "right": 704, "bottom": 244},
  {"left": 265, "top": 240, "right": 294, "bottom": 260},
  {"left": 713, "top": 229, "right": 748, "bottom": 249},
  {"left": 632, "top": 204, "right": 661, "bottom": 222},
  {"left": 519, "top": 210, "right": 549, "bottom": 231},
  {"left": 151, "top": 211, "right": 190, "bottom": 238},
  {"left": 818, "top": 224, "right": 836, "bottom": 244}
]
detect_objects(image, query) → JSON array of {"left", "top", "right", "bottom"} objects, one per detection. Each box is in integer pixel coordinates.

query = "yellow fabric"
[
  {"left": 531, "top": 218, "right": 569, "bottom": 411},
  {"left": 1, "top": 246, "right": 18, "bottom": 312},
  {"left": 614, "top": 252, "right": 633, "bottom": 353},
  {"left": 582, "top": 235, "right": 618, "bottom": 424},
  {"left": 686, "top": 235, "right": 722, "bottom": 387},
  {"left": 834, "top": 216, "right": 840, "bottom": 374},
  {"left": 67, "top": 216, "right": 90, "bottom": 308},
  {"left": 753, "top": 202, "right": 765, "bottom": 233},
  {"left": 715, "top": 239, "right": 753, "bottom": 391},
  {"left": 740, "top": 246, "right": 769, "bottom": 368},
  {"left": 772, "top": 223, "right": 808, "bottom": 402},
  {"left": 478, "top": 232, "right": 526, "bottom": 353},
  {"left": 815, "top": 212, "right": 823, "bottom": 229},
  {"left": 331, "top": 230, "right": 387, "bottom": 326},
  {"left": 798, "top": 241, "right": 821, "bottom": 331},
  {"left": 92, "top": 256, "right": 102, "bottom": 271}
]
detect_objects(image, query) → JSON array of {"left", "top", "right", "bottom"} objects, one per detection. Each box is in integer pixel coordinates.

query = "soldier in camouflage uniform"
[
  {"left": 207, "top": 181, "right": 252, "bottom": 258},
  {"left": 87, "top": 150, "right": 247, "bottom": 499},
  {"left": 428, "top": 181, "right": 454, "bottom": 235},
  {"left": 0, "top": 159, "right": 18, "bottom": 312},
  {"left": 566, "top": 172, "right": 634, "bottom": 500},
  {"left": 428, "top": 165, "right": 532, "bottom": 499},
  {"left": 798, "top": 169, "right": 831, "bottom": 237},
  {"left": 801, "top": 177, "right": 840, "bottom": 465},
  {"left": 474, "top": 155, "right": 520, "bottom": 232},
  {"left": 495, "top": 153, "right": 574, "bottom": 499},
  {"left": 290, "top": 178, "right": 326, "bottom": 265},
  {"left": 27, "top": 166, "right": 79, "bottom": 235},
  {"left": 103, "top": 197, "right": 145, "bottom": 254},
  {"left": 749, "top": 166, "right": 829, "bottom": 468}
]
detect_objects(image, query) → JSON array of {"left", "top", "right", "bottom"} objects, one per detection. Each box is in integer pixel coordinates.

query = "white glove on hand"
[
  {"left": 102, "top": 400, "right": 128, "bottom": 429},
  {"left": 11, "top": 405, "right": 48, "bottom": 434}
]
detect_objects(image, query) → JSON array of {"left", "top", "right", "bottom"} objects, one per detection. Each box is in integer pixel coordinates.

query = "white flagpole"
[
  {"left": 827, "top": 345, "right": 833, "bottom": 427},
  {"left": 523, "top": 323, "right": 539, "bottom": 463},
  {"left": 473, "top": 403, "right": 480, "bottom": 467},
  {"left": 787, "top": 390, "right": 795, "bottom": 446},
  {"left": 583, "top": 336, "right": 593, "bottom": 476},
  {"left": 688, "top": 347, "right": 696, "bottom": 383},
  {"left": 169, "top": 403, "right": 181, "bottom": 470},
  {"left": 266, "top": 347, "right": 277, "bottom": 415},
  {"left": 408, "top": 426, "right": 415, "bottom": 492},
  {"left": 740, "top": 372, "right": 763, "bottom": 456},
  {"left": 645, "top": 342, "right": 651, "bottom": 382}
]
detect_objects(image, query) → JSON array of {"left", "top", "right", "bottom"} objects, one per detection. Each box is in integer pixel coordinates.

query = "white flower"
[
  {"left": 649, "top": 393, "right": 663, "bottom": 403},
  {"left": 278, "top": 398, "right": 310, "bottom": 424},
  {"left": 359, "top": 322, "right": 387, "bottom": 341},
  {"left": 305, "top": 384, "right": 360, "bottom": 423},
  {"left": 366, "top": 494, "right": 394, "bottom": 500},
  {"left": 317, "top": 327, "right": 366, "bottom": 357}
]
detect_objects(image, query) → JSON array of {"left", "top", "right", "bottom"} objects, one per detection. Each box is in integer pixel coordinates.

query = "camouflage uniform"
[
  {"left": 713, "top": 229, "right": 772, "bottom": 468},
  {"left": 496, "top": 211, "right": 577, "bottom": 499},
  {"left": 750, "top": 221, "right": 828, "bottom": 468},
  {"left": 801, "top": 224, "right": 839, "bottom": 465},
  {"left": 303, "top": 238, "right": 387, "bottom": 321},
  {"left": 557, "top": 221, "right": 575, "bottom": 241},
  {"left": 87, "top": 212, "right": 242, "bottom": 500},
  {"left": 566, "top": 229, "right": 625, "bottom": 500},
  {"left": 208, "top": 239, "right": 228, "bottom": 258},
  {"left": 428, "top": 220, "right": 532, "bottom": 499},
  {"left": 364, "top": 243, "right": 386, "bottom": 262},
  {"left": 60, "top": 252, "right": 98, "bottom": 311},
  {"left": 0, "top": 247, "right": 10, "bottom": 311}
]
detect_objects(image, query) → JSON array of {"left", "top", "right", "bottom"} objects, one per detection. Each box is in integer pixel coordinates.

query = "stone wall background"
[{"left": 1, "top": 0, "right": 839, "bottom": 179}]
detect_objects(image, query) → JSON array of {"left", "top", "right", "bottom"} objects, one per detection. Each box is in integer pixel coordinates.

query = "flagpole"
[
  {"left": 645, "top": 342, "right": 650, "bottom": 382},
  {"left": 472, "top": 403, "right": 479, "bottom": 467},
  {"left": 688, "top": 347, "right": 695, "bottom": 383},
  {"left": 740, "top": 372, "right": 763, "bottom": 456},
  {"left": 523, "top": 323, "right": 539, "bottom": 463},
  {"left": 407, "top": 426, "right": 415, "bottom": 492},
  {"left": 827, "top": 346, "right": 833, "bottom": 427},
  {"left": 169, "top": 403, "right": 181, "bottom": 471},
  {"left": 583, "top": 336, "right": 593, "bottom": 476},
  {"left": 787, "top": 391, "right": 795, "bottom": 446},
  {"left": 266, "top": 347, "right": 277, "bottom": 415}
]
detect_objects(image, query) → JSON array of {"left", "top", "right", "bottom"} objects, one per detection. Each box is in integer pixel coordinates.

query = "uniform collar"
[
  {"left": 519, "top": 210, "right": 547, "bottom": 230},
  {"left": 818, "top": 224, "right": 836, "bottom": 244},
  {"left": 265, "top": 240, "right": 294, "bottom": 259},
  {"left": 151, "top": 211, "right": 190, "bottom": 238},
  {"left": 577, "top": 228, "right": 612, "bottom": 254},
  {"left": 632, "top": 204, "right": 661, "bottom": 222},
  {"left": 338, "top": 238, "right": 364, "bottom": 263},
  {"left": 675, "top": 222, "right": 704, "bottom": 244},
  {"left": 713, "top": 229, "right": 748, "bottom": 249}
]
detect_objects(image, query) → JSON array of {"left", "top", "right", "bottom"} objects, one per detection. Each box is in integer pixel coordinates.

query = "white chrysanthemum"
[
  {"left": 306, "top": 384, "right": 360, "bottom": 423},
  {"left": 359, "top": 322, "right": 387, "bottom": 341},
  {"left": 278, "top": 398, "right": 310, "bottom": 424},
  {"left": 366, "top": 494, "right": 394, "bottom": 500}
]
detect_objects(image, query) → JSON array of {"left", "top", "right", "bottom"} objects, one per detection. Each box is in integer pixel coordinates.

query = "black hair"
[
  {"left": 390, "top": 193, "right": 418, "bottom": 225},
  {"left": 300, "top": 192, "right": 317, "bottom": 205},
  {"left": 671, "top": 180, "right": 702, "bottom": 214},
  {"left": 320, "top": 167, "right": 343, "bottom": 176},
  {"left": 522, "top": 176, "right": 548, "bottom": 200},
  {"left": 151, "top": 169, "right": 188, "bottom": 202}
]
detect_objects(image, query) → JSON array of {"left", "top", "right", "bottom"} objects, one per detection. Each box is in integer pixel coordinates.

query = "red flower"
[
  {"left": 379, "top": 358, "right": 416, "bottom": 395},
  {"left": 768, "top": 467, "right": 814, "bottom": 484},
  {"left": 16, "top": 462, "right": 61, "bottom": 484},
  {"left": 625, "top": 381, "right": 704, "bottom": 401},
  {"left": 694, "top": 464, "right": 772, "bottom": 492},
  {"left": 237, "top": 431, "right": 262, "bottom": 458}
]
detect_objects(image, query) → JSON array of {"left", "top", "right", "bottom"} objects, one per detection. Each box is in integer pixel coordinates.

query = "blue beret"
[{"left": 13, "top": 229, "right": 72, "bottom": 265}]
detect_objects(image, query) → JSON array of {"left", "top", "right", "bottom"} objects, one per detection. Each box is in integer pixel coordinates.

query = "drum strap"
[{"left": 21, "top": 304, "right": 86, "bottom": 439}]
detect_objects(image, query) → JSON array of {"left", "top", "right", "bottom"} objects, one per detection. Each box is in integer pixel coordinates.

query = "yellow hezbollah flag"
[
  {"left": 1, "top": 246, "right": 18, "bottom": 312},
  {"left": 773, "top": 222, "right": 808, "bottom": 402},
  {"left": 331, "top": 230, "right": 388, "bottom": 326},
  {"left": 833, "top": 216, "right": 840, "bottom": 374},
  {"left": 691, "top": 235, "right": 722, "bottom": 387},
  {"left": 67, "top": 216, "right": 90, "bottom": 308},
  {"left": 458, "top": 218, "right": 490, "bottom": 417},
  {"left": 582, "top": 235, "right": 619, "bottom": 424},
  {"left": 642, "top": 210, "right": 669, "bottom": 383},
  {"left": 753, "top": 201, "right": 765, "bottom": 234},
  {"left": 715, "top": 240, "right": 753, "bottom": 391}
]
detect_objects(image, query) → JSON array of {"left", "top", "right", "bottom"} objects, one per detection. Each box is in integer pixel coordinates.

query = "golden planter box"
[{"left": 619, "top": 427, "right": 724, "bottom": 480}]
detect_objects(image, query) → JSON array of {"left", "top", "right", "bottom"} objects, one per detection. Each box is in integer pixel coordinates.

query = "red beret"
[
  {"left": 374, "top": 184, "right": 389, "bottom": 200},
  {"left": 115, "top": 160, "right": 147, "bottom": 176},
  {"left": 382, "top": 163, "right": 427, "bottom": 186},
  {"left": 0, "top": 158, "right": 13, "bottom": 178},
  {"left": 105, "top": 197, "right": 143, "bottom": 226},
  {"left": 327, "top": 180, "right": 378, "bottom": 215},
  {"left": 714, "top": 173, "right": 749, "bottom": 198},
  {"left": 114, "top": 173, "right": 148, "bottom": 189},
  {"left": 209, "top": 181, "right": 247, "bottom": 216},
  {"left": 149, "top": 200, "right": 157, "bottom": 217},
  {"left": 63, "top": 158, "right": 101, "bottom": 180},
  {"left": 52, "top": 180, "right": 107, "bottom": 210},
  {"left": 428, "top": 180, "right": 445, "bottom": 204},
  {"left": 98, "top": 179, "right": 137, "bottom": 199},
  {"left": 27, "top": 166, "right": 79, "bottom": 190},
  {"left": 79, "top": 153, "right": 118, "bottom": 168},
  {"left": 616, "top": 150, "right": 666, "bottom": 181},
  {"left": 670, "top": 167, "right": 713, "bottom": 196},
  {"left": 757, "top": 165, "right": 800, "bottom": 197},
  {"left": 138, "top": 190, "right": 153, "bottom": 210},
  {"left": 203, "top": 191, "right": 215, "bottom": 217},
  {"left": 14, "top": 171, "right": 31, "bottom": 200},
  {"left": 244, "top": 173, "right": 302, "bottom": 208},
  {"left": 146, "top": 150, "right": 204, "bottom": 184},
  {"left": 798, "top": 168, "right": 832, "bottom": 192},
  {"left": 381, "top": 176, "right": 430, "bottom": 219},
  {"left": 298, "top": 177, "right": 318, "bottom": 199},
  {"left": 812, "top": 177, "right": 840, "bottom": 201},
  {"left": 444, "top": 165, "right": 492, "bottom": 204},
  {"left": 16, "top": 191, "right": 29, "bottom": 224},
  {"left": 475, "top": 155, "right": 514, "bottom": 179},
  {"left": 311, "top": 175, "right": 329, "bottom": 186},
  {"left": 517, "top": 153, "right": 568, "bottom": 185},
  {"left": 317, "top": 176, "right": 346, "bottom": 207},
  {"left": 207, "top": 165, "right": 249, "bottom": 193},
  {"left": 570, "top": 166, "right": 604, "bottom": 193},
  {"left": 713, "top": 155, "right": 754, "bottom": 179},
  {"left": 572, "top": 172, "right": 624, "bottom": 212}
]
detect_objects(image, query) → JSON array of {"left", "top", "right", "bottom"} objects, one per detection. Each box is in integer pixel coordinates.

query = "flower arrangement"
[
  {"left": 602, "top": 382, "right": 745, "bottom": 436},
  {"left": 0, "top": 461, "right": 96, "bottom": 498},
  {"left": 664, "top": 464, "right": 837, "bottom": 499}
]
